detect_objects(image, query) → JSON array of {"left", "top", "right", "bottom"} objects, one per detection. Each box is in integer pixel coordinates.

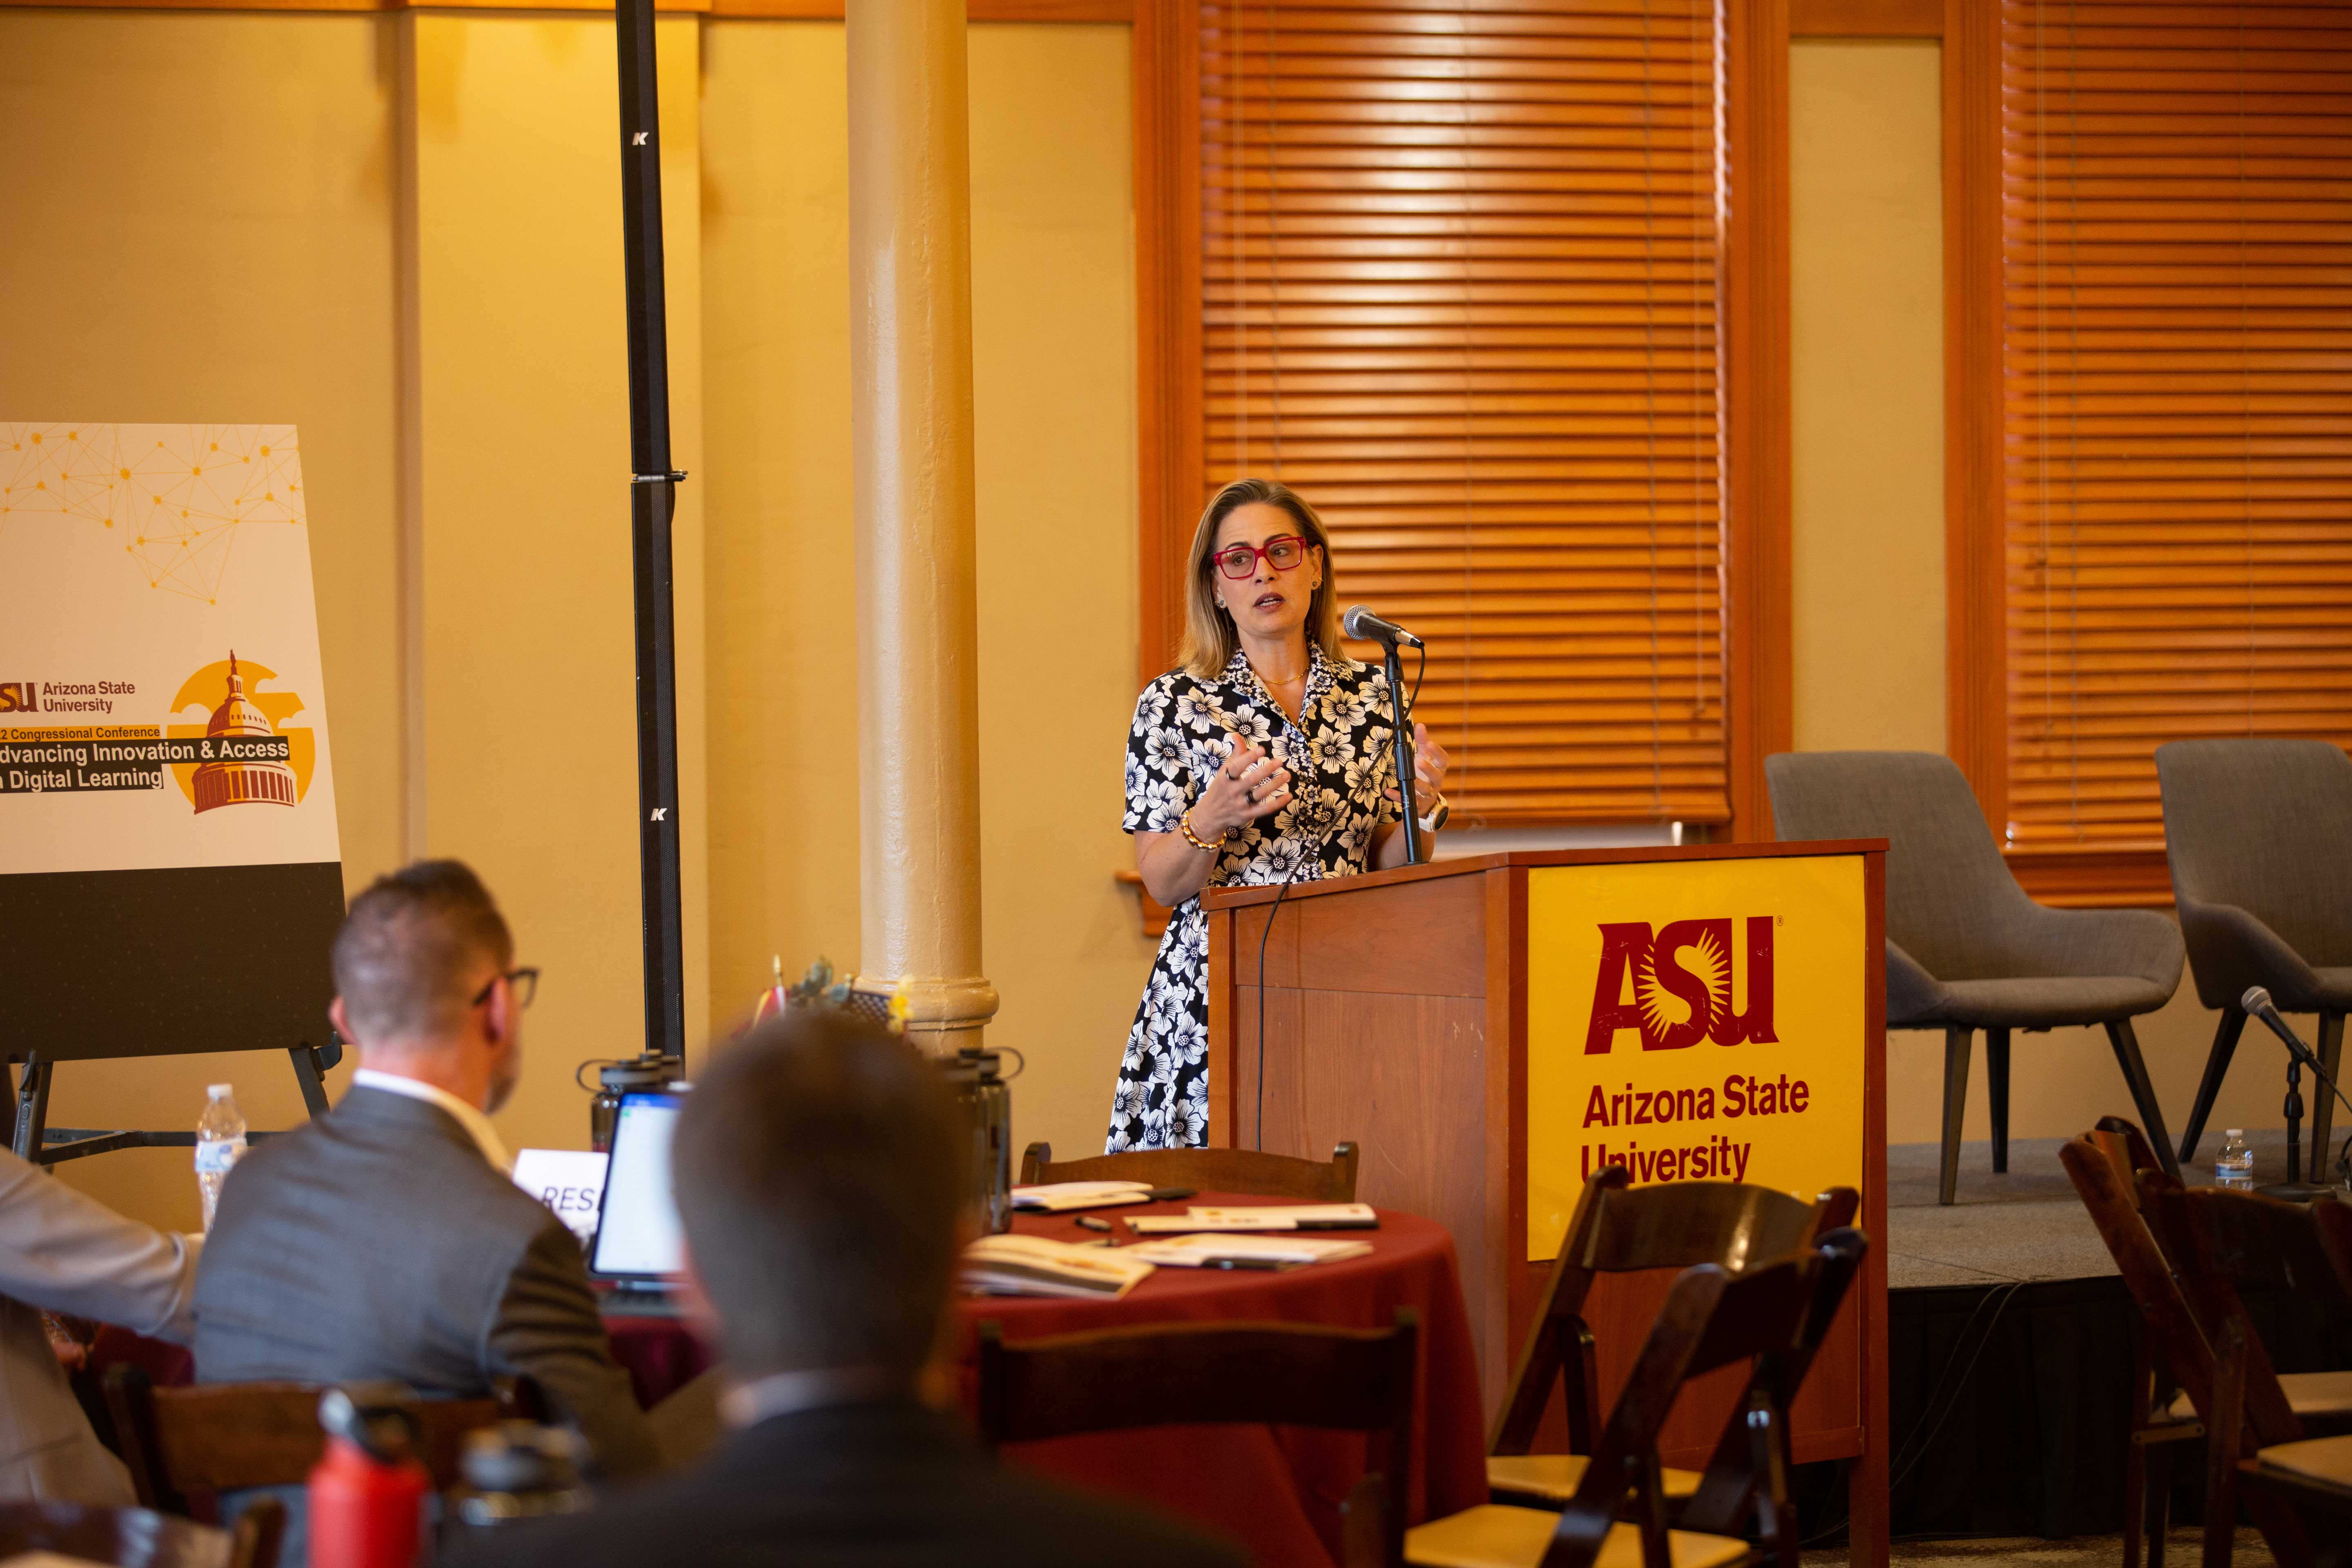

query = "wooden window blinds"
[
  {"left": 1198, "top": 1, "right": 1731, "bottom": 825},
  {"left": 2000, "top": 0, "right": 2352, "bottom": 851}
]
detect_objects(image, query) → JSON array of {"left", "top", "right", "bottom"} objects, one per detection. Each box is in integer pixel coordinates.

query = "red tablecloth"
[
  {"left": 605, "top": 1193, "right": 1487, "bottom": 1566},
  {"left": 89, "top": 1194, "right": 1486, "bottom": 1567}
]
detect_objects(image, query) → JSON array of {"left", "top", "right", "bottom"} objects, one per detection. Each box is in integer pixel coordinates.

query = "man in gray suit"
[
  {"left": 0, "top": 1149, "right": 198, "bottom": 1502},
  {"left": 193, "top": 860, "right": 659, "bottom": 1544}
]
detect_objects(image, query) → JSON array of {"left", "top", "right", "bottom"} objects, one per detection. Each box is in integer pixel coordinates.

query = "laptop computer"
[{"left": 589, "top": 1088, "right": 689, "bottom": 1317}]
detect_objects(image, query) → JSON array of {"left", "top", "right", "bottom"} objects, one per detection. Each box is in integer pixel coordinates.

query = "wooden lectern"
[{"left": 1203, "top": 842, "right": 1888, "bottom": 1564}]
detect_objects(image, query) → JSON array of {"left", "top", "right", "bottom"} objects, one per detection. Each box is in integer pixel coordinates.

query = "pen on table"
[
  {"left": 1074, "top": 1216, "right": 1113, "bottom": 1232},
  {"left": 1205, "top": 1256, "right": 1285, "bottom": 1271}
]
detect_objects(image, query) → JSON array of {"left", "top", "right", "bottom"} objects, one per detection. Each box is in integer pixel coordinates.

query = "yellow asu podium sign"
[
  {"left": 1526, "top": 853, "right": 1870, "bottom": 1259},
  {"left": 1201, "top": 842, "right": 1890, "bottom": 1566}
]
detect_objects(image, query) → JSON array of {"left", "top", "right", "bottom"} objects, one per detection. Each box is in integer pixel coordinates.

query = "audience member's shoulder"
[
  {"left": 288, "top": 1089, "right": 551, "bottom": 1232},
  {"left": 434, "top": 1481, "right": 1247, "bottom": 1568}
]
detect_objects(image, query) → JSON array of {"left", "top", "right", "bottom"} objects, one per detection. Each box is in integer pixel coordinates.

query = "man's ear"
[
  {"left": 328, "top": 996, "right": 353, "bottom": 1047},
  {"left": 482, "top": 981, "right": 517, "bottom": 1047}
]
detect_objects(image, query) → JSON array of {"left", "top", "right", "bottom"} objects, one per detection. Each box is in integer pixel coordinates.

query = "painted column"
[{"left": 846, "top": 0, "right": 997, "bottom": 1051}]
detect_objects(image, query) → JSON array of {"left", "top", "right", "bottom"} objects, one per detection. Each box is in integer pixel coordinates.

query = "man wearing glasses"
[{"left": 191, "top": 860, "right": 658, "bottom": 1565}]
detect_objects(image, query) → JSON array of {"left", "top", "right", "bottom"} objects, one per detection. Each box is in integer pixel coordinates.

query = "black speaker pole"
[{"left": 615, "top": 0, "right": 686, "bottom": 1069}]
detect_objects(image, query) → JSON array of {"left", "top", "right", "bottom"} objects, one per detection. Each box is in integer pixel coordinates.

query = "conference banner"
[
  {"left": 1523, "top": 853, "right": 1869, "bottom": 1261},
  {"left": 0, "top": 422, "right": 346, "bottom": 1062},
  {"left": 0, "top": 423, "right": 339, "bottom": 871}
]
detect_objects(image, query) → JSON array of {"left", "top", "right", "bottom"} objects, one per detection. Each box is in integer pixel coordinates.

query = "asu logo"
[
  {"left": 0, "top": 682, "right": 36, "bottom": 715},
  {"left": 1584, "top": 918, "right": 1778, "bottom": 1054}
]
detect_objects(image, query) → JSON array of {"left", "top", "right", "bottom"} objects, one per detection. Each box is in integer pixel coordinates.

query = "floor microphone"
[
  {"left": 1342, "top": 604, "right": 1423, "bottom": 648},
  {"left": 2242, "top": 987, "right": 2352, "bottom": 1111},
  {"left": 2241, "top": 985, "right": 2352, "bottom": 1195}
]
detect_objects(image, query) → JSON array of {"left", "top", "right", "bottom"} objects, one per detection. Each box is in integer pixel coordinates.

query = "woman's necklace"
[{"left": 1254, "top": 663, "right": 1307, "bottom": 722}]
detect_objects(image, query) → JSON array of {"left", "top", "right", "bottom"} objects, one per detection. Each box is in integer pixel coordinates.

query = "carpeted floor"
[
  {"left": 1884, "top": 1129, "right": 2329, "bottom": 1289},
  {"left": 1807, "top": 1528, "right": 2276, "bottom": 1568}
]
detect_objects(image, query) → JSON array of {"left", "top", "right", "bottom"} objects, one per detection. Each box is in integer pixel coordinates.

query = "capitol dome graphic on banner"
[{"left": 189, "top": 653, "right": 297, "bottom": 813}]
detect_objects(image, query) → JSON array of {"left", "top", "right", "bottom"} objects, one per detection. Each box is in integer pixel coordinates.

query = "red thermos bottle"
[{"left": 308, "top": 1388, "right": 431, "bottom": 1568}]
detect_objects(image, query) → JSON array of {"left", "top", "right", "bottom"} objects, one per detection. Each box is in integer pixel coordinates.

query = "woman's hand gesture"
[
  {"left": 1382, "top": 722, "right": 1449, "bottom": 816},
  {"left": 1191, "top": 737, "right": 1292, "bottom": 842}
]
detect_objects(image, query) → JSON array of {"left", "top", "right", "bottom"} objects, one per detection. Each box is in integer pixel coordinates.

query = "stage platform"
[
  {"left": 1864, "top": 1131, "right": 2352, "bottom": 1543},
  {"left": 1886, "top": 1128, "right": 2321, "bottom": 1290}
]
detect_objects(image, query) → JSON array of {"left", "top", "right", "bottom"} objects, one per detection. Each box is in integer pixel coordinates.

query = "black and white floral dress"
[{"left": 1108, "top": 646, "right": 1403, "bottom": 1152}]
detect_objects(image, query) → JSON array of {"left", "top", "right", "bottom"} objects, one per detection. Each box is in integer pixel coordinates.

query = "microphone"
[
  {"left": 1343, "top": 605, "right": 1423, "bottom": 648},
  {"left": 2242, "top": 987, "right": 2350, "bottom": 1106},
  {"left": 2241, "top": 986, "right": 2352, "bottom": 1195}
]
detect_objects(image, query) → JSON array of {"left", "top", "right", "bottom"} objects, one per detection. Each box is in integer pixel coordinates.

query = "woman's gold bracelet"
[{"left": 1178, "top": 809, "right": 1223, "bottom": 853}]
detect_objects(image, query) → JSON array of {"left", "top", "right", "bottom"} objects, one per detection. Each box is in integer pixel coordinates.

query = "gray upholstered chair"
[
  {"left": 2156, "top": 739, "right": 2352, "bottom": 1180},
  {"left": 1767, "top": 751, "right": 2184, "bottom": 1203}
]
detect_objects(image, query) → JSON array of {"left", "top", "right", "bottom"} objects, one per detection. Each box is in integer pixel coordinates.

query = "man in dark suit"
[
  {"left": 444, "top": 1007, "right": 1243, "bottom": 1568},
  {"left": 193, "top": 861, "right": 659, "bottom": 1561}
]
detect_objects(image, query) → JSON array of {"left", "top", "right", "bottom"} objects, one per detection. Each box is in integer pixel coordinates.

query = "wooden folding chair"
[
  {"left": 2233, "top": 1422, "right": 2352, "bottom": 1568},
  {"left": 975, "top": 1308, "right": 1417, "bottom": 1568},
  {"left": 103, "top": 1365, "right": 539, "bottom": 1513},
  {"left": 2059, "top": 1131, "right": 2321, "bottom": 1568},
  {"left": 2143, "top": 1179, "right": 2352, "bottom": 1568},
  {"left": 1405, "top": 1227, "right": 1869, "bottom": 1568},
  {"left": 1019, "top": 1140, "right": 1361, "bottom": 1200},
  {"left": 2078, "top": 1118, "right": 2352, "bottom": 1568},
  {"left": 0, "top": 1499, "right": 281, "bottom": 1568},
  {"left": 2087, "top": 1116, "right": 2209, "bottom": 1568},
  {"left": 1486, "top": 1165, "right": 1860, "bottom": 1508}
]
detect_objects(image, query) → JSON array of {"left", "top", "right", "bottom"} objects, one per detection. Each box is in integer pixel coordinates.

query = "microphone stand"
[
  {"left": 2246, "top": 998, "right": 2352, "bottom": 1200},
  {"left": 1381, "top": 639, "right": 1423, "bottom": 866},
  {"left": 2282, "top": 1051, "right": 2315, "bottom": 1194},
  {"left": 616, "top": 0, "right": 688, "bottom": 1074}
]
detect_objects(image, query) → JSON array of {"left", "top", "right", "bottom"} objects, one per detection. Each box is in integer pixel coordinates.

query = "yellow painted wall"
[
  {"left": 699, "top": 22, "right": 864, "bottom": 1020},
  {"left": 1788, "top": 40, "right": 2287, "bottom": 1151},
  {"left": 967, "top": 24, "right": 1154, "bottom": 1164},
  {"left": 702, "top": 20, "right": 1155, "bottom": 1160},
  {"left": 1788, "top": 40, "right": 1945, "bottom": 757},
  {"left": 403, "top": 11, "right": 709, "bottom": 1160},
  {"left": 0, "top": 11, "right": 393, "bottom": 1225}
]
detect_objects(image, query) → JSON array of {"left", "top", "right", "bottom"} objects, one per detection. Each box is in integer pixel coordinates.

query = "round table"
[{"left": 606, "top": 1192, "right": 1488, "bottom": 1567}]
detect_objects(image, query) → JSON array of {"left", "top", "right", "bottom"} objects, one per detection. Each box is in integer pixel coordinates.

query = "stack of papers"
[
  {"left": 961, "top": 1234, "right": 1156, "bottom": 1298},
  {"left": 1009, "top": 1181, "right": 1158, "bottom": 1213},
  {"left": 1127, "top": 1203, "right": 1379, "bottom": 1234},
  {"left": 1123, "top": 1233, "right": 1375, "bottom": 1270}
]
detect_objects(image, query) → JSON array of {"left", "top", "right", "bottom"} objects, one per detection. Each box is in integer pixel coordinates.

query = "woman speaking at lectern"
[{"left": 1109, "top": 479, "right": 1449, "bottom": 1152}]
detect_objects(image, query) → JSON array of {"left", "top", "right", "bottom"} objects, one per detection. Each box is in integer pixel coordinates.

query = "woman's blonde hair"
[{"left": 1176, "top": 478, "right": 1344, "bottom": 682}]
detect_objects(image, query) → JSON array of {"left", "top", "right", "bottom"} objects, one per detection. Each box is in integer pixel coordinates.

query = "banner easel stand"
[
  {"left": 0, "top": 861, "right": 353, "bottom": 1172},
  {"left": 6, "top": 1039, "right": 341, "bottom": 1167}
]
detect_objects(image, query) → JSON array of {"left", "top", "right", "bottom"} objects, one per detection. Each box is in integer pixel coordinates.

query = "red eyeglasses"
[{"left": 1213, "top": 535, "right": 1311, "bottom": 579}]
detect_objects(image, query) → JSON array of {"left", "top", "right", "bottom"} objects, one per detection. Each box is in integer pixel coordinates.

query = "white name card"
[{"left": 512, "top": 1149, "right": 608, "bottom": 1243}]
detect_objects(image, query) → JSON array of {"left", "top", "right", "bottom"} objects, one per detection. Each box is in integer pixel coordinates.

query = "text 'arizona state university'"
[{"left": 1577, "top": 915, "right": 1810, "bottom": 1185}]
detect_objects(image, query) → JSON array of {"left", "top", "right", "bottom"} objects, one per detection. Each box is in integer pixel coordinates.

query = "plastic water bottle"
[
  {"left": 2216, "top": 1128, "right": 2254, "bottom": 1189},
  {"left": 195, "top": 1083, "right": 247, "bottom": 1229}
]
